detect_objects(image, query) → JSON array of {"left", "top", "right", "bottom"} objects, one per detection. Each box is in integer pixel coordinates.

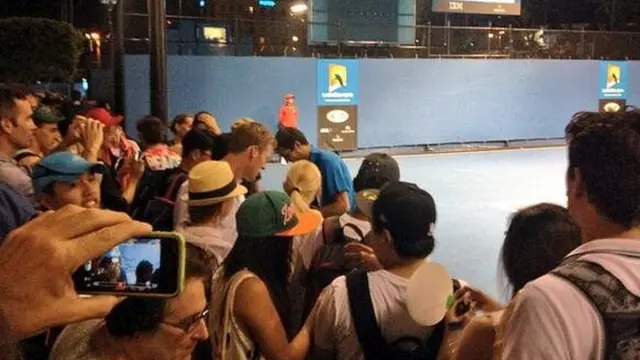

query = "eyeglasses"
[{"left": 163, "top": 309, "right": 209, "bottom": 333}]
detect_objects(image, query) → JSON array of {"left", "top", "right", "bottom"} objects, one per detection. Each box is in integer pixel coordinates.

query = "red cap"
[{"left": 86, "top": 107, "right": 123, "bottom": 126}]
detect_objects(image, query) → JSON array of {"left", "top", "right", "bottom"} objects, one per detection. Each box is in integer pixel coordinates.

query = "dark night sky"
[
  {"left": 0, "top": 0, "right": 104, "bottom": 29},
  {"left": 0, "top": 0, "right": 631, "bottom": 30}
]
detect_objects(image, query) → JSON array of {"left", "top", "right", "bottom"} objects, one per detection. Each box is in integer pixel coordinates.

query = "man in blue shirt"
[
  {"left": 276, "top": 128, "right": 355, "bottom": 217},
  {"left": 0, "top": 181, "right": 36, "bottom": 243}
]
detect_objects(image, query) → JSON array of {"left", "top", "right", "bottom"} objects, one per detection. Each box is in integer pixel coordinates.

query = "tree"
[{"left": 0, "top": 17, "right": 85, "bottom": 83}]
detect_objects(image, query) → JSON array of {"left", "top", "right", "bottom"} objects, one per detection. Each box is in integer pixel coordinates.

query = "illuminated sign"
[
  {"left": 432, "top": 0, "right": 521, "bottom": 15},
  {"left": 259, "top": 0, "right": 277, "bottom": 7}
]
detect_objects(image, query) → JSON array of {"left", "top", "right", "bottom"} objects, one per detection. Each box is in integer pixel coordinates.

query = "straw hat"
[{"left": 182, "top": 161, "right": 247, "bottom": 206}]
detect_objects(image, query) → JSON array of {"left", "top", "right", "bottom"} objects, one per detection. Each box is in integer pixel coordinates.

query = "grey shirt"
[
  {"left": 0, "top": 153, "right": 35, "bottom": 206},
  {"left": 49, "top": 320, "right": 105, "bottom": 360}
]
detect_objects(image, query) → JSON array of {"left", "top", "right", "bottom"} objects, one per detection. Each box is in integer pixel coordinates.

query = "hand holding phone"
[
  {"left": 0, "top": 205, "right": 151, "bottom": 339},
  {"left": 73, "top": 232, "right": 186, "bottom": 298}
]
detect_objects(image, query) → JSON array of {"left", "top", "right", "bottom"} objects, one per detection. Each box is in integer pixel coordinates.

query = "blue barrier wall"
[{"left": 124, "top": 56, "right": 640, "bottom": 147}]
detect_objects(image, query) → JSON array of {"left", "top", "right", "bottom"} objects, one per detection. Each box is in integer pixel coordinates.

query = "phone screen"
[{"left": 73, "top": 234, "right": 184, "bottom": 297}]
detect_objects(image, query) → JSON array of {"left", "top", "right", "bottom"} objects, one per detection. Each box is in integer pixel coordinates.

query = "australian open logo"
[
  {"left": 322, "top": 63, "right": 355, "bottom": 103},
  {"left": 602, "top": 64, "right": 625, "bottom": 98}
]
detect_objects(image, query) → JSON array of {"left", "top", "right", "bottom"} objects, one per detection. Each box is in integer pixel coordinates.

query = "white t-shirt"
[
  {"left": 180, "top": 224, "right": 230, "bottom": 268},
  {"left": 312, "top": 270, "right": 435, "bottom": 360},
  {"left": 174, "top": 179, "right": 244, "bottom": 243},
  {"left": 501, "top": 238, "right": 640, "bottom": 360}
]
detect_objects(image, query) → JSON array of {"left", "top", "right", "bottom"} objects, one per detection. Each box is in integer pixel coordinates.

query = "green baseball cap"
[
  {"left": 33, "top": 105, "right": 65, "bottom": 126},
  {"left": 236, "top": 191, "right": 322, "bottom": 238}
]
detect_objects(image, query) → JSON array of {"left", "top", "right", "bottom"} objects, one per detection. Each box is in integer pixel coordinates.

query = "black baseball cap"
[
  {"left": 368, "top": 181, "right": 436, "bottom": 257},
  {"left": 353, "top": 153, "right": 400, "bottom": 192}
]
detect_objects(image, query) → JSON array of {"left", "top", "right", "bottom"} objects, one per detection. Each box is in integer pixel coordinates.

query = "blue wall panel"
[
  {"left": 124, "top": 56, "right": 638, "bottom": 148},
  {"left": 357, "top": 59, "right": 599, "bottom": 147},
  {"left": 627, "top": 62, "right": 640, "bottom": 107},
  {"left": 124, "top": 56, "right": 318, "bottom": 143}
]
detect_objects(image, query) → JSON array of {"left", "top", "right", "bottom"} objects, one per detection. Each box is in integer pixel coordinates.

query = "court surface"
[{"left": 260, "top": 147, "right": 568, "bottom": 299}]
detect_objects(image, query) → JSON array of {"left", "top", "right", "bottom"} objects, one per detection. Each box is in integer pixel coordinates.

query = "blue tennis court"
[{"left": 261, "top": 147, "right": 568, "bottom": 299}]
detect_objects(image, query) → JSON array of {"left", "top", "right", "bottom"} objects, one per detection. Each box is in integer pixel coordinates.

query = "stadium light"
[{"left": 290, "top": 2, "right": 308, "bottom": 14}]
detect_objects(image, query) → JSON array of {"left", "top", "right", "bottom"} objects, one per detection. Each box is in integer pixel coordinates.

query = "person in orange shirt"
[{"left": 279, "top": 93, "right": 298, "bottom": 129}]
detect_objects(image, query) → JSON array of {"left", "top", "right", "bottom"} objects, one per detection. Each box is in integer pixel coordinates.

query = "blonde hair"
[
  {"left": 231, "top": 118, "right": 256, "bottom": 130},
  {"left": 228, "top": 120, "right": 274, "bottom": 153},
  {"left": 284, "top": 160, "right": 321, "bottom": 213}
]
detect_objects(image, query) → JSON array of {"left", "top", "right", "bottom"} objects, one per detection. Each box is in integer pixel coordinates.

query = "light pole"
[
  {"left": 99, "top": 0, "right": 118, "bottom": 68},
  {"left": 99, "top": 0, "right": 125, "bottom": 114},
  {"left": 148, "top": 0, "right": 168, "bottom": 121}
]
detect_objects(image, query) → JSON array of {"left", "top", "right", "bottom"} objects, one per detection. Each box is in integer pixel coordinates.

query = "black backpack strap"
[
  {"left": 13, "top": 150, "right": 39, "bottom": 163},
  {"left": 321, "top": 216, "right": 339, "bottom": 244},
  {"left": 423, "top": 319, "right": 446, "bottom": 358},
  {"left": 346, "top": 271, "right": 387, "bottom": 360},
  {"left": 331, "top": 216, "right": 344, "bottom": 243},
  {"left": 552, "top": 260, "right": 640, "bottom": 359}
]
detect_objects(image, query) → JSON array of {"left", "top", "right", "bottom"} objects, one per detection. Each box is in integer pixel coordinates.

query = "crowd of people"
[{"left": 0, "top": 82, "right": 639, "bottom": 360}]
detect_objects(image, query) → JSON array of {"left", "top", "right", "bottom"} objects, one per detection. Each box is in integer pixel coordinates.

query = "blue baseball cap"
[{"left": 32, "top": 152, "right": 105, "bottom": 195}]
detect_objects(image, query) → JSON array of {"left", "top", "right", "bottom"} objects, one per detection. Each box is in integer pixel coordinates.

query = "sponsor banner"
[
  {"left": 432, "top": 0, "right": 521, "bottom": 15},
  {"left": 317, "top": 59, "right": 359, "bottom": 106},
  {"left": 598, "top": 99, "right": 626, "bottom": 113},
  {"left": 599, "top": 61, "right": 628, "bottom": 100},
  {"left": 317, "top": 105, "right": 358, "bottom": 151}
]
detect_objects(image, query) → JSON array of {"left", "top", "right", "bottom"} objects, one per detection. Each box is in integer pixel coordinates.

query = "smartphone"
[{"left": 73, "top": 232, "right": 186, "bottom": 298}]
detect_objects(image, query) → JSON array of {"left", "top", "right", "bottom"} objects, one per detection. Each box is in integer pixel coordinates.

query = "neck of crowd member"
[
  {"left": 180, "top": 157, "right": 196, "bottom": 173},
  {"left": 584, "top": 220, "right": 640, "bottom": 243},
  {"left": 222, "top": 153, "right": 245, "bottom": 183},
  {"left": 29, "top": 142, "right": 44, "bottom": 157},
  {"left": 299, "top": 144, "right": 312, "bottom": 160},
  {"left": 0, "top": 137, "right": 17, "bottom": 159},
  {"left": 383, "top": 257, "right": 426, "bottom": 280}
]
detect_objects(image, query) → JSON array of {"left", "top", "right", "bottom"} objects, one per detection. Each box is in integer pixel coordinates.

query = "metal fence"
[{"left": 118, "top": 13, "right": 640, "bottom": 60}]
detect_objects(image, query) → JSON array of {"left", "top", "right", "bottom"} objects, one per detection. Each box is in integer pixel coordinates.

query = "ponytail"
[{"left": 290, "top": 188, "right": 311, "bottom": 213}]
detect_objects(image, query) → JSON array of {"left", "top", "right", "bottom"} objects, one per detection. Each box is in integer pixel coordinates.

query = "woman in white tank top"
[{"left": 209, "top": 191, "right": 323, "bottom": 360}]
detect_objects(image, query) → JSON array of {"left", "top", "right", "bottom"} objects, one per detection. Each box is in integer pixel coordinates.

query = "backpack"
[
  {"left": 346, "top": 270, "right": 446, "bottom": 360},
  {"left": 135, "top": 170, "right": 187, "bottom": 231},
  {"left": 303, "top": 216, "right": 366, "bottom": 317},
  {"left": 551, "top": 251, "right": 640, "bottom": 359}
]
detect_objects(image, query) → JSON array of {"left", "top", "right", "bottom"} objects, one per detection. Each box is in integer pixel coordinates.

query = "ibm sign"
[{"left": 432, "top": 0, "right": 522, "bottom": 16}]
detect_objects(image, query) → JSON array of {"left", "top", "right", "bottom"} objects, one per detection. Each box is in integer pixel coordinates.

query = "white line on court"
[{"left": 342, "top": 145, "right": 567, "bottom": 162}]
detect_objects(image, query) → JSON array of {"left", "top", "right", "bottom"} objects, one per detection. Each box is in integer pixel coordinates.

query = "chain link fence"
[{"left": 119, "top": 13, "right": 640, "bottom": 60}]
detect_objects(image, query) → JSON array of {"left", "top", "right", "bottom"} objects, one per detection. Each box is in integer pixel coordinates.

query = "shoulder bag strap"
[
  {"left": 342, "top": 223, "right": 366, "bottom": 242},
  {"left": 216, "top": 270, "right": 259, "bottom": 360},
  {"left": 346, "top": 270, "right": 387, "bottom": 360},
  {"left": 163, "top": 172, "right": 188, "bottom": 201}
]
